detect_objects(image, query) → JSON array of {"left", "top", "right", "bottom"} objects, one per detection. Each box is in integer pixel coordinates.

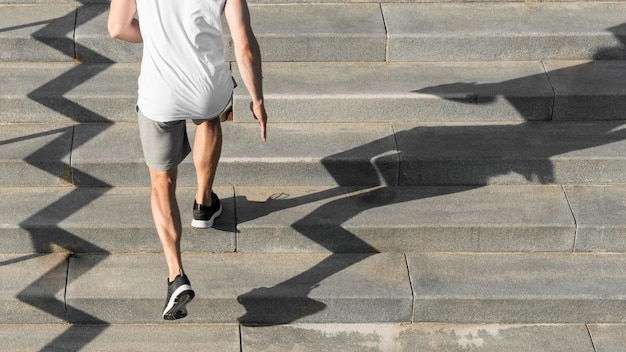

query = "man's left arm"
[{"left": 108, "top": 0, "right": 142, "bottom": 43}]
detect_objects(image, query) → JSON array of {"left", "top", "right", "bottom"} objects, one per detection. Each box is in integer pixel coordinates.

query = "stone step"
[
  {"left": 5, "top": 251, "right": 626, "bottom": 324},
  {"left": 0, "top": 324, "right": 240, "bottom": 352},
  {"left": 2, "top": 323, "right": 624, "bottom": 351},
  {"left": 409, "top": 252, "right": 626, "bottom": 323},
  {"left": 2, "top": 185, "right": 625, "bottom": 254},
  {"left": 3, "top": 61, "right": 626, "bottom": 124},
  {"left": 383, "top": 2, "right": 626, "bottom": 62},
  {"left": 240, "top": 324, "right": 622, "bottom": 352},
  {"left": 2, "top": 252, "right": 413, "bottom": 324},
  {"left": 2, "top": 121, "right": 626, "bottom": 187},
  {"left": 234, "top": 61, "right": 626, "bottom": 123},
  {"left": 1, "top": 3, "right": 624, "bottom": 63}
]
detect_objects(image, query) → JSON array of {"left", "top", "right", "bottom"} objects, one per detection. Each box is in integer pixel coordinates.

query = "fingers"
[
  {"left": 259, "top": 120, "right": 266, "bottom": 141},
  {"left": 257, "top": 113, "right": 267, "bottom": 142},
  {"left": 250, "top": 101, "right": 267, "bottom": 141}
]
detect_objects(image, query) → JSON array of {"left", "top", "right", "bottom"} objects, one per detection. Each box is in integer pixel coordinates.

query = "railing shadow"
[
  {"left": 236, "top": 22, "right": 626, "bottom": 325},
  {"left": 2, "top": 3, "right": 625, "bottom": 346},
  {"left": 1, "top": 3, "right": 115, "bottom": 351}
]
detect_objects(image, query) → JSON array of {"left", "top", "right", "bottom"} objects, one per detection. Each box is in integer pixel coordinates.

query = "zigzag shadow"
[
  {"left": 1, "top": 3, "right": 116, "bottom": 351},
  {"left": 4, "top": 5, "right": 624, "bottom": 341},
  {"left": 236, "top": 23, "right": 626, "bottom": 325}
]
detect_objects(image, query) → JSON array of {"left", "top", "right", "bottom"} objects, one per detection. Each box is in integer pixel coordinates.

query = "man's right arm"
[
  {"left": 108, "top": 0, "right": 142, "bottom": 43},
  {"left": 224, "top": 0, "right": 267, "bottom": 141}
]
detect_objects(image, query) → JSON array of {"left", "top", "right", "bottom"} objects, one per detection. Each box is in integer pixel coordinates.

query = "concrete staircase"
[{"left": 2, "top": 0, "right": 626, "bottom": 350}]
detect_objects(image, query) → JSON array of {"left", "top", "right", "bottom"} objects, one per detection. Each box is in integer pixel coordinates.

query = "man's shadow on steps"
[
  {"left": 235, "top": 122, "right": 626, "bottom": 325},
  {"left": 415, "top": 22, "right": 626, "bottom": 122},
  {"left": 235, "top": 23, "right": 626, "bottom": 325}
]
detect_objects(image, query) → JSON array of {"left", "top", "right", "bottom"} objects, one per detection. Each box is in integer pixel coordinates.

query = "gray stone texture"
[
  {"left": 223, "top": 4, "right": 386, "bottom": 62},
  {"left": 241, "top": 324, "right": 595, "bottom": 352},
  {"left": 1, "top": 323, "right": 614, "bottom": 351},
  {"left": 68, "top": 122, "right": 399, "bottom": 187},
  {"left": 5, "top": 3, "right": 625, "bottom": 63},
  {"left": 235, "top": 185, "right": 576, "bottom": 253},
  {"left": 0, "top": 254, "right": 67, "bottom": 323},
  {"left": 0, "top": 5, "right": 76, "bottom": 62},
  {"left": 7, "top": 184, "right": 626, "bottom": 254},
  {"left": 75, "top": 5, "right": 142, "bottom": 63},
  {"left": 0, "top": 186, "right": 236, "bottom": 253},
  {"left": 546, "top": 61, "right": 626, "bottom": 121},
  {"left": 5, "top": 184, "right": 626, "bottom": 254},
  {"left": 4, "top": 120, "right": 626, "bottom": 188},
  {"left": 70, "top": 123, "right": 145, "bottom": 186},
  {"left": 408, "top": 253, "right": 626, "bottom": 323},
  {"left": 565, "top": 185, "right": 626, "bottom": 252},
  {"left": 0, "top": 123, "right": 73, "bottom": 186},
  {"left": 233, "top": 61, "right": 554, "bottom": 123},
  {"left": 383, "top": 3, "right": 626, "bottom": 61},
  {"left": 395, "top": 121, "right": 626, "bottom": 185},
  {"left": 0, "top": 324, "right": 240, "bottom": 351},
  {"left": 66, "top": 252, "right": 412, "bottom": 323},
  {"left": 219, "top": 122, "right": 398, "bottom": 186},
  {"left": 72, "top": 3, "right": 387, "bottom": 63},
  {"left": 588, "top": 325, "right": 626, "bottom": 352},
  {"left": 0, "top": 62, "right": 136, "bottom": 124},
  {"left": 4, "top": 60, "right": 626, "bottom": 124}
]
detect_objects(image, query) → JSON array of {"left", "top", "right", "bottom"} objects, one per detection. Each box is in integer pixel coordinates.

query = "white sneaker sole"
[
  {"left": 191, "top": 205, "right": 222, "bottom": 228},
  {"left": 163, "top": 284, "right": 194, "bottom": 320}
]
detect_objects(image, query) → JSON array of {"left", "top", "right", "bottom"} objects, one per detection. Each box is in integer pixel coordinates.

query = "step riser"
[
  {"left": 4, "top": 61, "right": 626, "bottom": 124},
  {"left": 2, "top": 4, "right": 625, "bottom": 63},
  {"left": 66, "top": 253, "right": 411, "bottom": 324},
  {"left": 3, "top": 122, "right": 625, "bottom": 187},
  {"left": 0, "top": 323, "right": 615, "bottom": 352},
  {"left": 0, "top": 324, "right": 240, "bottom": 352},
  {"left": 6, "top": 252, "right": 626, "bottom": 324},
  {"left": 235, "top": 61, "right": 626, "bottom": 123},
  {"left": 384, "top": 3, "right": 626, "bottom": 62},
  {"left": 240, "top": 324, "right": 599, "bottom": 352},
  {"left": 7, "top": 88, "right": 626, "bottom": 124},
  {"left": 2, "top": 185, "right": 626, "bottom": 254},
  {"left": 410, "top": 253, "right": 626, "bottom": 323}
]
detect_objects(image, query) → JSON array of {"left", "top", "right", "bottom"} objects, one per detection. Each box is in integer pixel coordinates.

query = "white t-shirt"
[{"left": 136, "top": 0, "right": 234, "bottom": 122}]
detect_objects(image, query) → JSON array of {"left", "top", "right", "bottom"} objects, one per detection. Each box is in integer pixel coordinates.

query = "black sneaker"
[
  {"left": 163, "top": 273, "right": 195, "bottom": 320},
  {"left": 192, "top": 192, "right": 222, "bottom": 228}
]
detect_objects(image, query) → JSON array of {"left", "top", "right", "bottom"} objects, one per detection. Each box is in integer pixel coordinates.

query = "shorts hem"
[{"left": 144, "top": 158, "right": 187, "bottom": 172}]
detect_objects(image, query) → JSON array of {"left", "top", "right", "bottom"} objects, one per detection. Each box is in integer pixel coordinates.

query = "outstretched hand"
[{"left": 250, "top": 101, "right": 267, "bottom": 141}]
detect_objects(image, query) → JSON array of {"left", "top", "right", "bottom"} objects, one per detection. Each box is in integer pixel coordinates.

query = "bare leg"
[
  {"left": 149, "top": 166, "right": 183, "bottom": 282},
  {"left": 193, "top": 118, "right": 222, "bottom": 206}
]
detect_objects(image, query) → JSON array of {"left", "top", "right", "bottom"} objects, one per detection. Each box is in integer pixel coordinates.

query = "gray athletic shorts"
[{"left": 136, "top": 98, "right": 232, "bottom": 171}]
